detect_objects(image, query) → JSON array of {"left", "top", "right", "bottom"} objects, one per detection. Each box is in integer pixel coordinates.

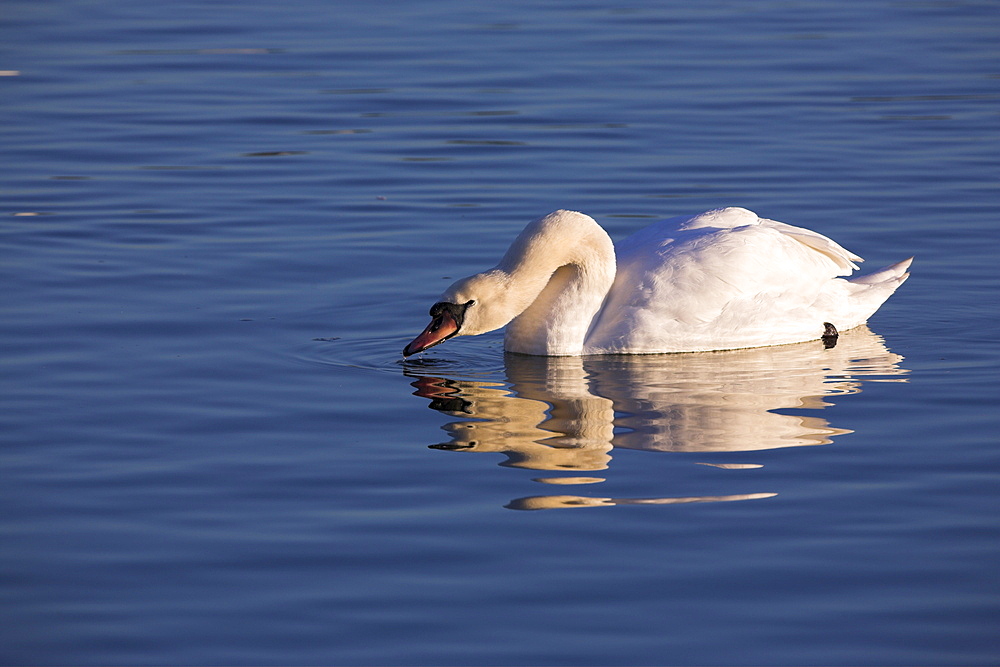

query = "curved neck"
[{"left": 500, "top": 211, "right": 616, "bottom": 356}]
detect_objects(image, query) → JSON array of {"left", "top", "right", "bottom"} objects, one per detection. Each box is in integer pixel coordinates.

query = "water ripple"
[{"left": 295, "top": 333, "right": 507, "bottom": 378}]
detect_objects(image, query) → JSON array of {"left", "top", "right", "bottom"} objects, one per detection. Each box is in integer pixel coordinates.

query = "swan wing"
[
  {"left": 757, "top": 217, "right": 862, "bottom": 273},
  {"left": 584, "top": 208, "right": 881, "bottom": 354}
]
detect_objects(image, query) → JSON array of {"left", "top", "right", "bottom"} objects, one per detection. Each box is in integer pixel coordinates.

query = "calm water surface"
[{"left": 2, "top": 1, "right": 998, "bottom": 664}]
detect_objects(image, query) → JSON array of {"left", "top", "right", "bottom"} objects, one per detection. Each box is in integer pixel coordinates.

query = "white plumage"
[{"left": 403, "top": 208, "right": 911, "bottom": 357}]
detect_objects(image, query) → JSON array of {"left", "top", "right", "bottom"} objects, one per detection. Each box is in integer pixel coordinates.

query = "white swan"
[{"left": 403, "top": 207, "right": 911, "bottom": 356}]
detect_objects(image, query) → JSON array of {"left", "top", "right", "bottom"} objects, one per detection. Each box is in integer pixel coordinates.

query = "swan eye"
[{"left": 466, "top": 300, "right": 476, "bottom": 307}]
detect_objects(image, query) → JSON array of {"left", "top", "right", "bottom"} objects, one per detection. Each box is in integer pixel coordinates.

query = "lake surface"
[{"left": 2, "top": 1, "right": 998, "bottom": 664}]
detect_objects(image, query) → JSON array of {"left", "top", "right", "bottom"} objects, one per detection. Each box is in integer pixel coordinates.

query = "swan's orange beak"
[{"left": 403, "top": 309, "right": 460, "bottom": 357}]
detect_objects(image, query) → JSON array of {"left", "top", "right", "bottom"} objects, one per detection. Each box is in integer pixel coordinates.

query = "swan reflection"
[{"left": 407, "top": 326, "right": 906, "bottom": 509}]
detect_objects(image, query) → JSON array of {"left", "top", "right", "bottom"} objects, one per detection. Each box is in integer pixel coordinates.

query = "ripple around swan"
[{"left": 294, "top": 331, "right": 509, "bottom": 379}]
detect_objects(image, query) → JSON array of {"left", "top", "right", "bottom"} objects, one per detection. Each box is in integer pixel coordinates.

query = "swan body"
[{"left": 403, "top": 208, "right": 911, "bottom": 356}]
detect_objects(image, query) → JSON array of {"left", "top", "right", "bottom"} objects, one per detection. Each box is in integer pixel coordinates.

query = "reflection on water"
[
  {"left": 505, "top": 492, "right": 780, "bottom": 511},
  {"left": 407, "top": 327, "right": 907, "bottom": 509}
]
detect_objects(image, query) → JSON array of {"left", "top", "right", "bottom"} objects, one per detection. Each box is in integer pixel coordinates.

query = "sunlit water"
[{"left": 2, "top": 1, "right": 998, "bottom": 664}]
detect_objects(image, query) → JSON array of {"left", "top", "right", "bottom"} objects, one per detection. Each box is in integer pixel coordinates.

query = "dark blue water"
[{"left": 2, "top": 1, "right": 998, "bottom": 664}]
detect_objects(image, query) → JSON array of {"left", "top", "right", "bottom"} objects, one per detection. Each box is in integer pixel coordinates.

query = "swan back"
[{"left": 584, "top": 207, "right": 900, "bottom": 353}]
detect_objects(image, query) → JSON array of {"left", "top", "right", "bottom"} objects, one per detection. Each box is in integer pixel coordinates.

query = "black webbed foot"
[{"left": 822, "top": 322, "right": 839, "bottom": 349}]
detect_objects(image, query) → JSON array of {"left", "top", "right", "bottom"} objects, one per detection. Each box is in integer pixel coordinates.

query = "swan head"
[{"left": 403, "top": 271, "right": 517, "bottom": 357}]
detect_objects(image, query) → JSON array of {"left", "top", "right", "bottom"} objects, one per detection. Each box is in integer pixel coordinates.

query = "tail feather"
[
  {"left": 840, "top": 257, "right": 912, "bottom": 329},
  {"left": 849, "top": 257, "right": 913, "bottom": 286}
]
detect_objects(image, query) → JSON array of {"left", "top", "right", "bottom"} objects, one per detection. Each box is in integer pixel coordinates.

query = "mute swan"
[{"left": 403, "top": 207, "right": 911, "bottom": 357}]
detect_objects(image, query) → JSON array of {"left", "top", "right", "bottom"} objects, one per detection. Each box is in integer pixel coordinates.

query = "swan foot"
[
  {"left": 822, "top": 322, "right": 839, "bottom": 349},
  {"left": 429, "top": 442, "right": 477, "bottom": 451}
]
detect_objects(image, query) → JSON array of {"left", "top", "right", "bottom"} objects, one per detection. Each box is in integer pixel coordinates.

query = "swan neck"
[{"left": 501, "top": 211, "right": 616, "bottom": 356}]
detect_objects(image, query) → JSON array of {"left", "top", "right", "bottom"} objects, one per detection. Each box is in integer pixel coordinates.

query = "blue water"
[{"left": 2, "top": 1, "right": 998, "bottom": 664}]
